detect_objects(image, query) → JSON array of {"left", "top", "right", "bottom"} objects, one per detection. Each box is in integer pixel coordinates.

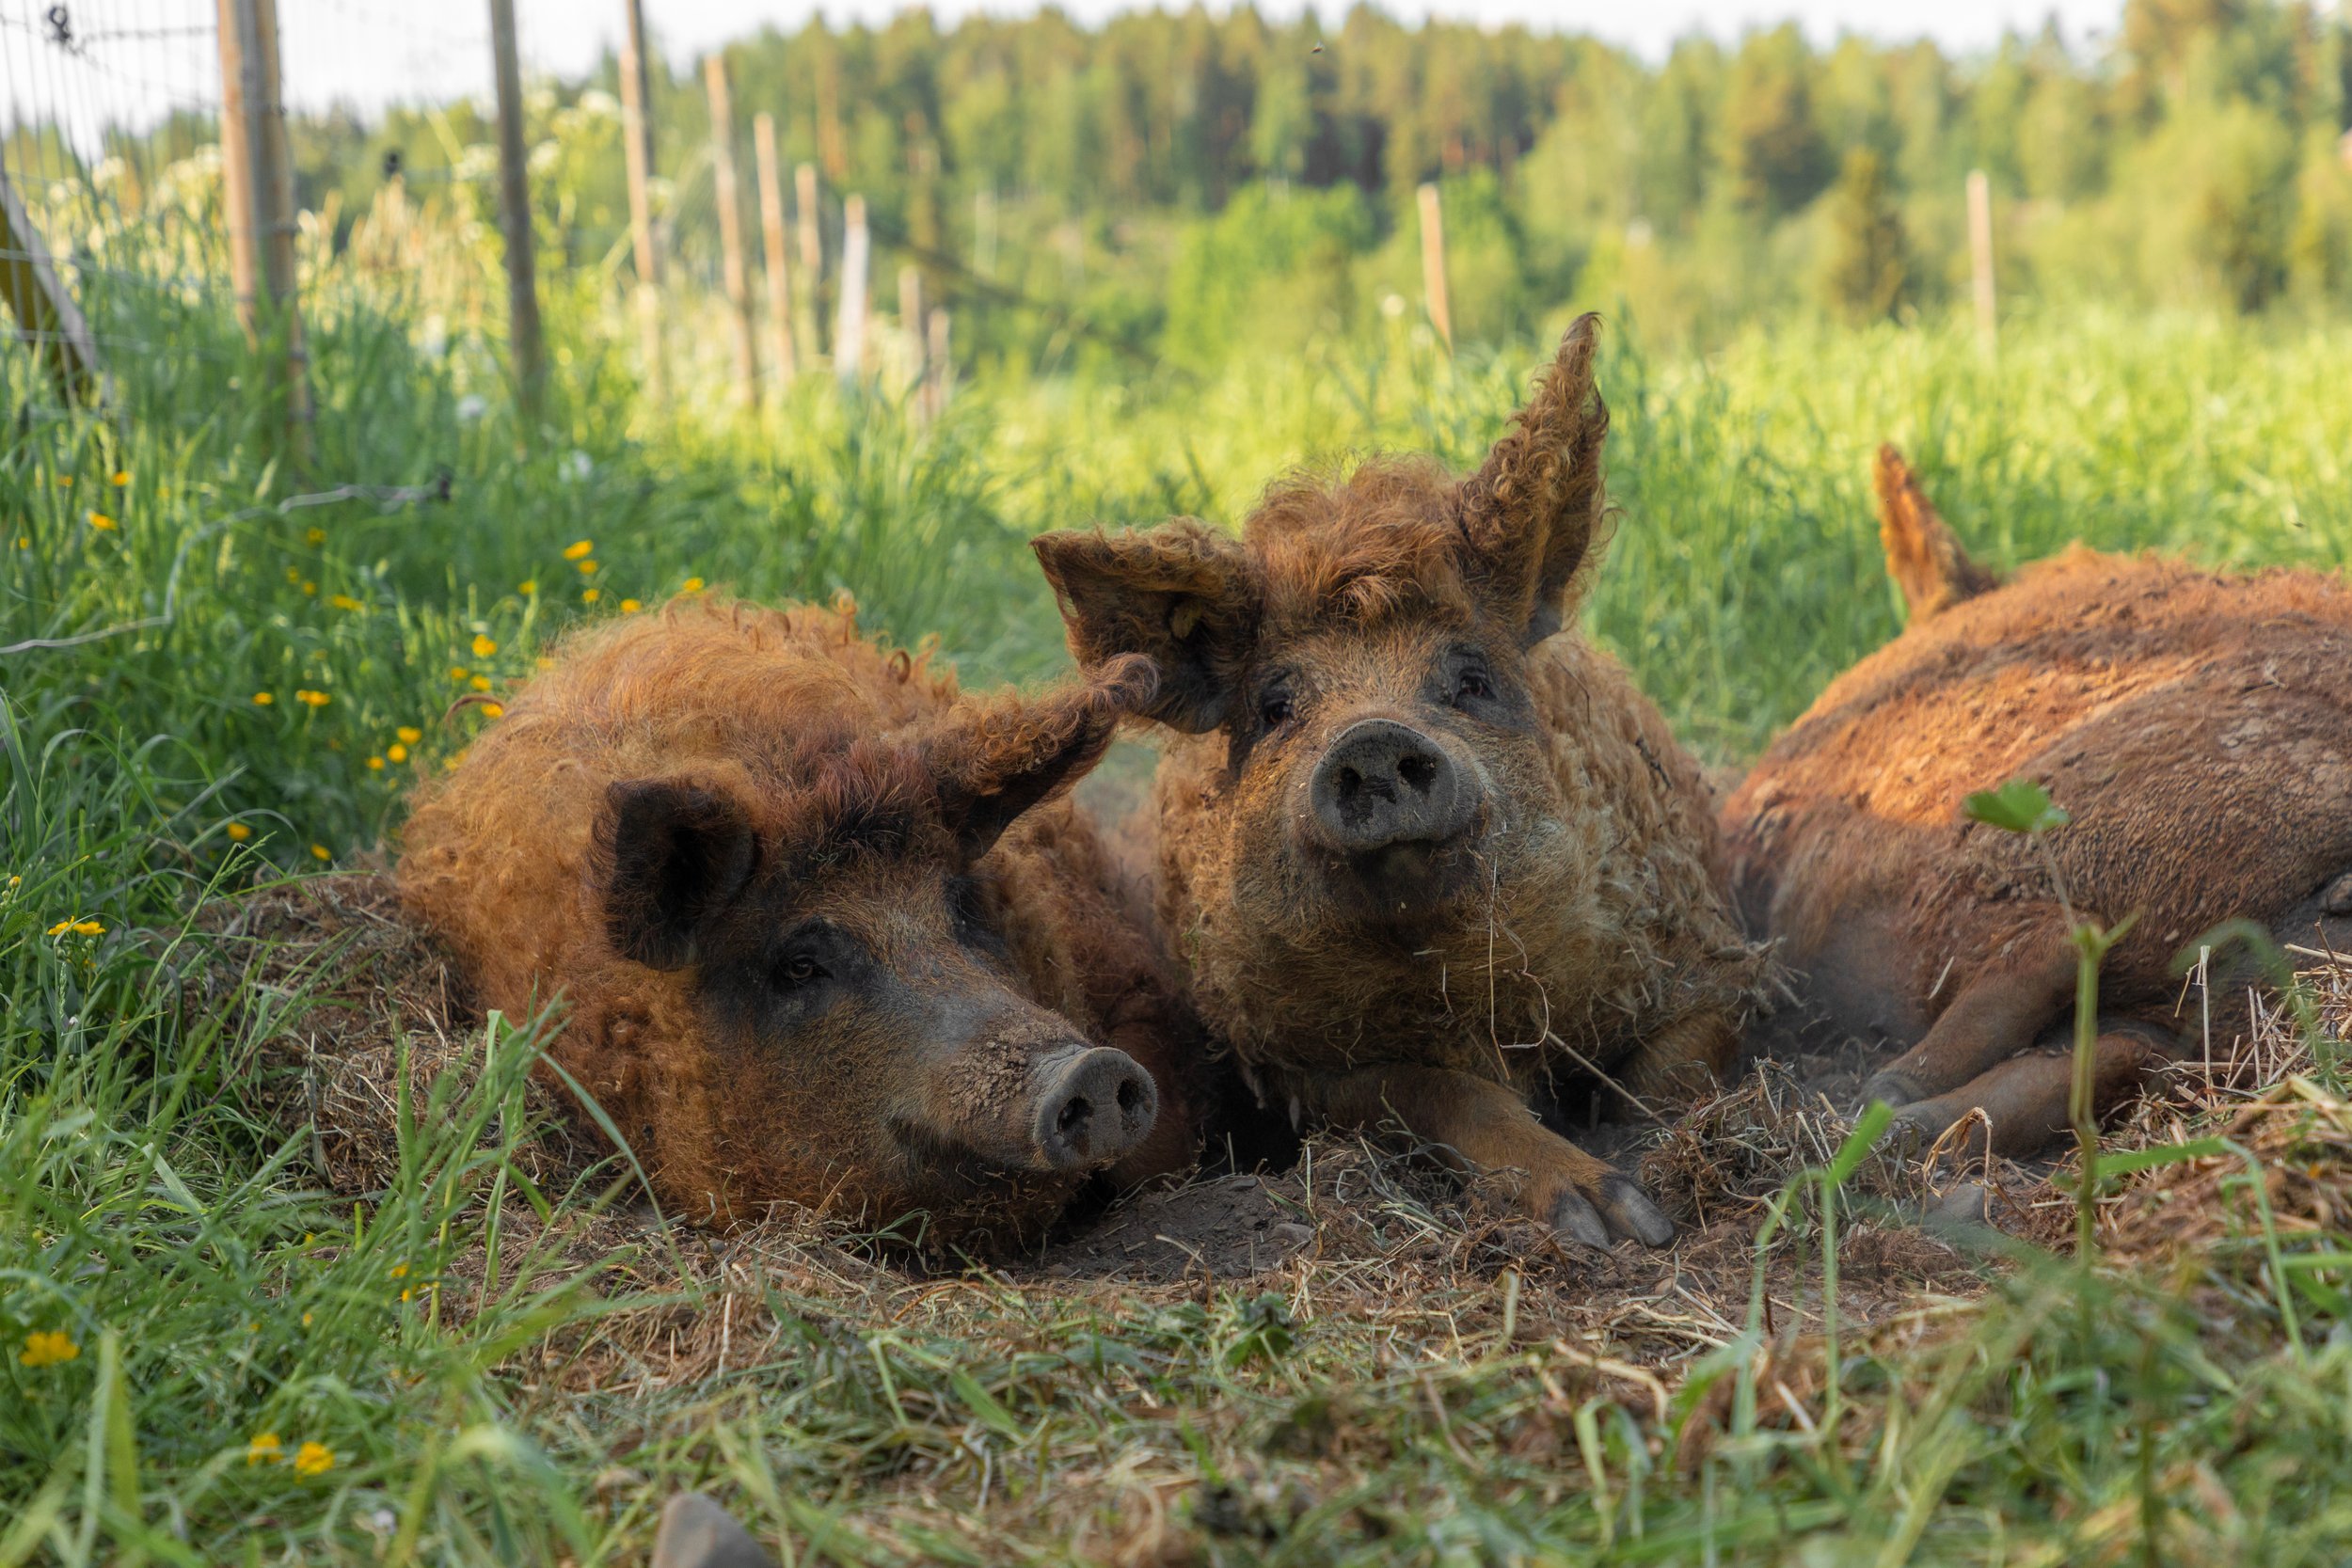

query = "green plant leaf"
[{"left": 1963, "top": 779, "right": 2071, "bottom": 835}]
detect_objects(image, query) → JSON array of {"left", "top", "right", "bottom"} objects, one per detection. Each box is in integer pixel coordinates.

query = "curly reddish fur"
[
  {"left": 1036, "top": 316, "right": 1764, "bottom": 1245},
  {"left": 1724, "top": 448, "right": 2352, "bottom": 1149},
  {"left": 396, "top": 594, "right": 1198, "bottom": 1245}
]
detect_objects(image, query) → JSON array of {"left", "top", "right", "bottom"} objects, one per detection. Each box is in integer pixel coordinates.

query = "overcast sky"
[{"left": 271, "top": 1, "right": 2128, "bottom": 115}]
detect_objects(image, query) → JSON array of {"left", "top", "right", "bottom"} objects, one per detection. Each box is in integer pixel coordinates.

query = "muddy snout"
[
  {"left": 1310, "top": 719, "right": 1476, "bottom": 853},
  {"left": 1032, "top": 1045, "right": 1157, "bottom": 1171}
]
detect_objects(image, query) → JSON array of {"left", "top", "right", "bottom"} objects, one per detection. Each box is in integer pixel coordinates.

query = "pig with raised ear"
[
  {"left": 1032, "top": 315, "right": 1764, "bottom": 1249},
  {"left": 396, "top": 595, "right": 1202, "bottom": 1250}
]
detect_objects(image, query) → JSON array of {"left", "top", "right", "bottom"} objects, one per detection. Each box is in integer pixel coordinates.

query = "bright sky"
[
  {"left": 0, "top": 0, "right": 2125, "bottom": 145},
  {"left": 272, "top": 1, "right": 2127, "bottom": 115}
]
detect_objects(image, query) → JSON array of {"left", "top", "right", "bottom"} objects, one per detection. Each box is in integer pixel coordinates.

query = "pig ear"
[
  {"left": 1454, "top": 312, "right": 1613, "bottom": 646},
  {"left": 929, "top": 656, "right": 1156, "bottom": 861},
  {"left": 598, "top": 779, "right": 759, "bottom": 971},
  {"left": 1031, "top": 520, "right": 1258, "bottom": 734}
]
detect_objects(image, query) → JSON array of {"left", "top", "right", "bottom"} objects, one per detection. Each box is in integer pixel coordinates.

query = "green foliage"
[
  {"left": 1821, "top": 148, "right": 1914, "bottom": 322},
  {"left": 1962, "top": 779, "right": 2072, "bottom": 836}
]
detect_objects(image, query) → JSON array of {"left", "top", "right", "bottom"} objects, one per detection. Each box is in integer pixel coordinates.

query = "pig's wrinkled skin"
[
  {"left": 1724, "top": 447, "right": 2352, "bottom": 1154},
  {"left": 396, "top": 594, "right": 1200, "bottom": 1250},
  {"left": 1035, "top": 316, "right": 1764, "bottom": 1249}
]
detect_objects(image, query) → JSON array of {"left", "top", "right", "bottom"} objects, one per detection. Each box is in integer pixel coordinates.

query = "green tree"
[{"left": 1821, "top": 148, "right": 1912, "bottom": 321}]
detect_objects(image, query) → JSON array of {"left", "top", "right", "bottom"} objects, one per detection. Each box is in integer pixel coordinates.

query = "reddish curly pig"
[
  {"left": 1724, "top": 448, "right": 2352, "bottom": 1152},
  {"left": 396, "top": 595, "right": 1201, "bottom": 1250},
  {"left": 1033, "top": 316, "right": 1765, "bottom": 1249}
]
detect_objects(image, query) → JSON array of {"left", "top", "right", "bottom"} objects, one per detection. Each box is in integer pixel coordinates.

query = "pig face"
[
  {"left": 591, "top": 668, "right": 1160, "bottom": 1240},
  {"left": 1034, "top": 317, "right": 1611, "bottom": 959}
]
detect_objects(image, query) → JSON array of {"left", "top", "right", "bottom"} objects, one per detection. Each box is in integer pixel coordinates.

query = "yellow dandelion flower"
[
  {"left": 14, "top": 537, "right": 26, "bottom": 548},
  {"left": 480, "top": 703, "right": 505, "bottom": 719},
  {"left": 310, "top": 845, "right": 330, "bottom": 863},
  {"left": 305, "top": 527, "right": 326, "bottom": 546},
  {"left": 111, "top": 470, "right": 131, "bottom": 487},
  {"left": 471, "top": 634, "right": 497, "bottom": 657},
  {"left": 301, "top": 1311, "right": 313, "bottom": 1327},
  {"left": 682, "top": 577, "right": 705, "bottom": 593},
  {"left": 621, "top": 598, "right": 643, "bottom": 614},
  {"left": 562, "top": 539, "right": 594, "bottom": 561},
  {"left": 517, "top": 579, "right": 537, "bottom": 595},
  {"left": 400, "top": 1288, "right": 414, "bottom": 1303},
  {"left": 301, "top": 581, "right": 317, "bottom": 596},
  {"left": 246, "top": 1432, "right": 281, "bottom": 1465},
  {"left": 294, "top": 689, "right": 330, "bottom": 708},
  {"left": 19, "top": 1330, "right": 79, "bottom": 1368},
  {"left": 577, "top": 558, "right": 599, "bottom": 576},
  {"left": 387, "top": 743, "right": 408, "bottom": 764},
  {"left": 535, "top": 657, "right": 555, "bottom": 670},
  {"left": 44, "top": 920, "right": 72, "bottom": 936},
  {"left": 330, "top": 594, "right": 362, "bottom": 611},
  {"left": 389, "top": 1262, "right": 409, "bottom": 1279},
  {"left": 293, "top": 1441, "right": 334, "bottom": 1478},
  {"left": 87, "top": 512, "right": 117, "bottom": 531},
  {"left": 581, "top": 588, "right": 600, "bottom": 604},
  {"left": 253, "top": 691, "right": 275, "bottom": 706},
  {"left": 227, "top": 822, "right": 253, "bottom": 842},
  {"left": 448, "top": 665, "right": 469, "bottom": 682},
  {"left": 286, "top": 567, "right": 302, "bottom": 584},
  {"left": 367, "top": 755, "right": 385, "bottom": 771},
  {"left": 469, "top": 674, "right": 492, "bottom": 691},
  {"left": 55, "top": 475, "right": 72, "bottom": 487},
  {"left": 72, "top": 921, "right": 103, "bottom": 936},
  {"left": 396, "top": 726, "right": 422, "bottom": 745}
]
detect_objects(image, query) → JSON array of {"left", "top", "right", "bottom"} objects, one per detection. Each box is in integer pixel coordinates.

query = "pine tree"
[{"left": 1822, "top": 148, "right": 1911, "bottom": 322}]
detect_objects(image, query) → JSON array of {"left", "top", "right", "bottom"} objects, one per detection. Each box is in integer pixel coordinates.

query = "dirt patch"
[{"left": 1025, "top": 1173, "right": 1316, "bottom": 1284}]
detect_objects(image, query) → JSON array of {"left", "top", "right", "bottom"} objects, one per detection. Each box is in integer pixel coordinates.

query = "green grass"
[{"left": 8, "top": 270, "right": 2352, "bottom": 1562}]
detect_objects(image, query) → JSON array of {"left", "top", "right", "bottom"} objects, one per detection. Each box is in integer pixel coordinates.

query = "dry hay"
[{"left": 202, "top": 872, "right": 2348, "bottom": 1415}]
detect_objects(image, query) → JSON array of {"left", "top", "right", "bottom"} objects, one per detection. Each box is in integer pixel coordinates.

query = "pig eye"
[
  {"left": 1454, "top": 666, "right": 1496, "bottom": 705},
  {"left": 771, "top": 947, "right": 832, "bottom": 993},
  {"left": 1258, "top": 690, "right": 1295, "bottom": 730}
]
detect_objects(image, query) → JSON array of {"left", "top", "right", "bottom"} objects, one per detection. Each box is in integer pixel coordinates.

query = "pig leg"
[
  {"left": 1318, "top": 1066, "right": 1675, "bottom": 1248},
  {"left": 1886, "top": 1031, "right": 2163, "bottom": 1156},
  {"left": 1618, "top": 1008, "right": 1741, "bottom": 1102},
  {"left": 1859, "top": 936, "right": 2077, "bottom": 1110}
]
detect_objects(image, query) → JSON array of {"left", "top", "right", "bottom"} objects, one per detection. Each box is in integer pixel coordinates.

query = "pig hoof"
[
  {"left": 1859, "top": 1069, "right": 1924, "bottom": 1112},
  {"left": 1546, "top": 1189, "right": 1613, "bottom": 1249},
  {"left": 1597, "top": 1175, "right": 1676, "bottom": 1247},
  {"left": 652, "top": 1493, "right": 776, "bottom": 1568}
]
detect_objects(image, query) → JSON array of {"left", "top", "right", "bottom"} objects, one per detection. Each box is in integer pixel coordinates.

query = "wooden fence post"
[
  {"left": 1966, "top": 168, "right": 1996, "bottom": 356},
  {"left": 488, "top": 0, "right": 544, "bottom": 420},
  {"left": 216, "top": 0, "right": 309, "bottom": 459},
  {"left": 795, "top": 161, "right": 823, "bottom": 358},
  {"left": 924, "top": 308, "right": 950, "bottom": 422},
  {"left": 1417, "top": 181, "right": 1452, "bottom": 351},
  {"left": 618, "top": 0, "right": 664, "bottom": 398},
  {"left": 704, "top": 53, "right": 758, "bottom": 405},
  {"left": 835, "top": 193, "right": 867, "bottom": 386},
  {"left": 0, "top": 163, "right": 102, "bottom": 401},
  {"left": 752, "top": 112, "right": 797, "bottom": 387},
  {"left": 898, "top": 262, "right": 924, "bottom": 399}
]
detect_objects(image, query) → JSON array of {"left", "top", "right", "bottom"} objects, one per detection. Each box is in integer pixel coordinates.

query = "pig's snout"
[
  {"left": 1311, "top": 719, "right": 1473, "bottom": 852},
  {"left": 1032, "top": 1046, "right": 1157, "bottom": 1171}
]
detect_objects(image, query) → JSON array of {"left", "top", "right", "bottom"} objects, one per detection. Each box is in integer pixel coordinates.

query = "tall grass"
[{"left": 8, "top": 246, "right": 2352, "bottom": 1560}]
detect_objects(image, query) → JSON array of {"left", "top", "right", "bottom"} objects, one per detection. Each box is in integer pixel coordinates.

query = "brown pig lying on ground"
[
  {"left": 396, "top": 594, "right": 1201, "bottom": 1250},
  {"left": 1033, "top": 316, "right": 1766, "bottom": 1249},
  {"left": 1724, "top": 448, "right": 2352, "bottom": 1152}
]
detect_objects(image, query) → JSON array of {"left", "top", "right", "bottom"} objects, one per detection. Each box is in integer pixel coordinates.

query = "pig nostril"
[
  {"left": 1117, "top": 1077, "right": 1144, "bottom": 1118},
  {"left": 1057, "top": 1096, "right": 1091, "bottom": 1137},
  {"left": 1396, "top": 752, "right": 1438, "bottom": 794},
  {"left": 1336, "top": 765, "right": 1364, "bottom": 800}
]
